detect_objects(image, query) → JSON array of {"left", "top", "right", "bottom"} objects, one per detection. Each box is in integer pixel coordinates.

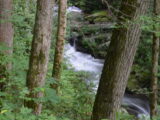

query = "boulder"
[{"left": 68, "top": 11, "right": 113, "bottom": 59}]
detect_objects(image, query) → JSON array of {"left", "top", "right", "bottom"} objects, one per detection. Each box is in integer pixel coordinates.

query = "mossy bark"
[
  {"left": 26, "top": 0, "right": 54, "bottom": 115},
  {"left": 91, "top": 0, "right": 149, "bottom": 120},
  {"left": 150, "top": 0, "right": 160, "bottom": 117},
  {"left": 52, "top": 0, "right": 67, "bottom": 91},
  {"left": 0, "top": 0, "right": 13, "bottom": 90}
]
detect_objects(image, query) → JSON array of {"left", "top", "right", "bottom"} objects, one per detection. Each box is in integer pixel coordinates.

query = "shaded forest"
[{"left": 0, "top": 0, "right": 160, "bottom": 120}]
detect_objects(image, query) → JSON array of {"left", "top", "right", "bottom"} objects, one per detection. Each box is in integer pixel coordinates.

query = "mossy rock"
[
  {"left": 80, "top": 24, "right": 113, "bottom": 36},
  {"left": 68, "top": 10, "right": 113, "bottom": 59},
  {"left": 85, "top": 11, "right": 109, "bottom": 19},
  {"left": 85, "top": 11, "right": 112, "bottom": 23},
  {"left": 94, "top": 17, "right": 111, "bottom": 22}
]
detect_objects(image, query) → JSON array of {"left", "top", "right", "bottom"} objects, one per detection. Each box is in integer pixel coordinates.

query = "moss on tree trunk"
[
  {"left": 26, "top": 0, "right": 54, "bottom": 115},
  {"left": 91, "top": 0, "right": 149, "bottom": 120},
  {"left": 52, "top": 0, "right": 67, "bottom": 92}
]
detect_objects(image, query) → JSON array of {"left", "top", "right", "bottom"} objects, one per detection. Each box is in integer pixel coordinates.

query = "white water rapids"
[
  {"left": 64, "top": 44, "right": 150, "bottom": 119},
  {"left": 62, "top": 6, "right": 150, "bottom": 119}
]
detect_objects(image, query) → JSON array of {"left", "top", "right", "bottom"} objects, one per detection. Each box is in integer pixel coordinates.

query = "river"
[
  {"left": 63, "top": 6, "right": 150, "bottom": 119},
  {"left": 64, "top": 43, "right": 150, "bottom": 119}
]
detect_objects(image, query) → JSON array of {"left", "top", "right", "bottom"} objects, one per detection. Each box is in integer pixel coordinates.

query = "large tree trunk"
[
  {"left": 150, "top": 0, "right": 160, "bottom": 117},
  {"left": 0, "top": 0, "right": 13, "bottom": 90},
  {"left": 26, "top": 0, "right": 54, "bottom": 115},
  {"left": 0, "top": 0, "right": 13, "bottom": 54},
  {"left": 52, "top": 0, "right": 67, "bottom": 91},
  {"left": 91, "top": 0, "right": 149, "bottom": 120}
]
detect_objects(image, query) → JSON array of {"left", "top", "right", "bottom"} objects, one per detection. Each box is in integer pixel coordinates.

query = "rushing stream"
[
  {"left": 64, "top": 44, "right": 150, "bottom": 119},
  {"left": 63, "top": 6, "right": 150, "bottom": 119}
]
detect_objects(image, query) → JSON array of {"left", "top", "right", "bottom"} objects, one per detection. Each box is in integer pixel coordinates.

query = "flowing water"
[
  {"left": 64, "top": 44, "right": 150, "bottom": 119},
  {"left": 63, "top": 6, "right": 150, "bottom": 119}
]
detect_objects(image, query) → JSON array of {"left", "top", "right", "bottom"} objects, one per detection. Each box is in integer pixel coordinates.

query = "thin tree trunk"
[
  {"left": 91, "top": 0, "right": 149, "bottom": 120},
  {"left": 0, "top": 0, "right": 13, "bottom": 90},
  {"left": 150, "top": 0, "right": 160, "bottom": 117},
  {"left": 26, "top": 0, "right": 54, "bottom": 115},
  {"left": 52, "top": 0, "right": 67, "bottom": 91}
]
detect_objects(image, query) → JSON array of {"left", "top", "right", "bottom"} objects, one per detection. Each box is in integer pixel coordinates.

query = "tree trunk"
[
  {"left": 91, "top": 0, "right": 149, "bottom": 120},
  {"left": 52, "top": 0, "right": 67, "bottom": 91},
  {"left": 0, "top": 0, "right": 13, "bottom": 90},
  {"left": 150, "top": 0, "right": 160, "bottom": 117},
  {"left": 26, "top": 0, "right": 54, "bottom": 115}
]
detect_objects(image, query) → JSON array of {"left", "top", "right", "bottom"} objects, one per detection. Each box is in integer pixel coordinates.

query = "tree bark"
[
  {"left": 91, "top": 0, "right": 149, "bottom": 120},
  {"left": 26, "top": 0, "right": 54, "bottom": 115},
  {"left": 150, "top": 0, "right": 160, "bottom": 117},
  {"left": 52, "top": 0, "right": 67, "bottom": 91},
  {"left": 0, "top": 0, "right": 13, "bottom": 90}
]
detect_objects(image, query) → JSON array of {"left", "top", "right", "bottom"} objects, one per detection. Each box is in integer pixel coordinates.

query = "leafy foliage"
[
  {"left": 0, "top": 1, "right": 95, "bottom": 120},
  {"left": 1, "top": 0, "right": 160, "bottom": 120}
]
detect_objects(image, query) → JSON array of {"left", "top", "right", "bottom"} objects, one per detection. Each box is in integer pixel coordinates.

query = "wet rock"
[
  {"left": 68, "top": 12, "right": 113, "bottom": 58},
  {"left": 67, "top": 8, "right": 149, "bottom": 90}
]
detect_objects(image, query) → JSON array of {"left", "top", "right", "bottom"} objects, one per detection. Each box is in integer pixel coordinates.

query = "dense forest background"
[{"left": 0, "top": 0, "right": 160, "bottom": 120}]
